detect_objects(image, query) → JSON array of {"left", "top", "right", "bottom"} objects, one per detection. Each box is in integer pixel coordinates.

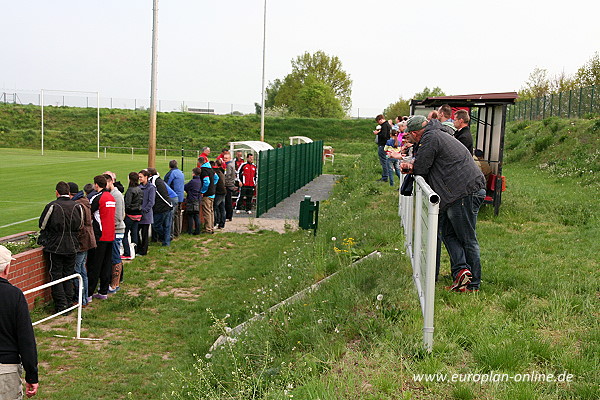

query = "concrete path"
[{"left": 218, "top": 174, "right": 340, "bottom": 234}]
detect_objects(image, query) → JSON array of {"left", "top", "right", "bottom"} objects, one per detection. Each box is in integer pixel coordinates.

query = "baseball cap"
[
  {"left": 406, "top": 115, "right": 427, "bottom": 132},
  {"left": 0, "top": 245, "right": 17, "bottom": 267}
]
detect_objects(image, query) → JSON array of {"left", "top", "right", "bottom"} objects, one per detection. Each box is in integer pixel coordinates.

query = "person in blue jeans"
[
  {"left": 148, "top": 168, "right": 174, "bottom": 246},
  {"left": 399, "top": 115, "right": 486, "bottom": 292},
  {"left": 184, "top": 168, "right": 203, "bottom": 234}
]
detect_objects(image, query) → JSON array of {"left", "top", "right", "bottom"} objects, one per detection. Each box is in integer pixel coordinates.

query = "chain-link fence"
[
  {"left": 0, "top": 88, "right": 381, "bottom": 119},
  {"left": 507, "top": 85, "right": 597, "bottom": 121}
]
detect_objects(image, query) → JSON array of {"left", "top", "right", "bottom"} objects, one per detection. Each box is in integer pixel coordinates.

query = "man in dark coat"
[{"left": 38, "top": 181, "right": 83, "bottom": 312}]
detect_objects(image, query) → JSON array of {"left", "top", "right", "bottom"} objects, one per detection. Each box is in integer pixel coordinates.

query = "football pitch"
[{"left": 0, "top": 148, "right": 191, "bottom": 237}]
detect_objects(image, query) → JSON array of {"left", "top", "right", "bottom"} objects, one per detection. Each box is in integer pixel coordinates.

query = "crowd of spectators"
[{"left": 35, "top": 149, "right": 257, "bottom": 311}]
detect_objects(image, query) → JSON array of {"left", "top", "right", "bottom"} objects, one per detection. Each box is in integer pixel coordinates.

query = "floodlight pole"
[
  {"left": 97, "top": 92, "right": 100, "bottom": 158},
  {"left": 148, "top": 0, "right": 159, "bottom": 168},
  {"left": 259, "top": 0, "right": 267, "bottom": 142}
]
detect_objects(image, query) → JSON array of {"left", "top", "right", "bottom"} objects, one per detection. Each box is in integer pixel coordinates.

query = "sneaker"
[
  {"left": 121, "top": 255, "right": 132, "bottom": 260},
  {"left": 465, "top": 287, "right": 480, "bottom": 293},
  {"left": 448, "top": 268, "right": 472, "bottom": 292},
  {"left": 108, "top": 286, "right": 121, "bottom": 294},
  {"left": 235, "top": 210, "right": 241, "bottom": 214},
  {"left": 87, "top": 296, "right": 93, "bottom": 303},
  {"left": 247, "top": 211, "right": 252, "bottom": 214},
  {"left": 92, "top": 293, "right": 108, "bottom": 300}
]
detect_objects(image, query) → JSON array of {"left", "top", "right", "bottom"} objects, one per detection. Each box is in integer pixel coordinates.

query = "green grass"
[{"left": 2, "top": 116, "right": 599, "bottom": 399}]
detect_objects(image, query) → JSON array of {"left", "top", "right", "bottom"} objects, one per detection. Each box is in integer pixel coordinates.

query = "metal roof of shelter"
[
  {"left": 411, "top": 92, "right": 518, "bottom": 108},
  {"left": 229, "top": 141, "right": 274, "bottom": 153},
  {"left": 289, "top": 136, "right": 313, "bottom": 145}
]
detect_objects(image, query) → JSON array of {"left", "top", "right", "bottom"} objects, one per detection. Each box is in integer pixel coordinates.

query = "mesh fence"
[{"left": 507, "top": 85, "right": 597, "bottom": 121}]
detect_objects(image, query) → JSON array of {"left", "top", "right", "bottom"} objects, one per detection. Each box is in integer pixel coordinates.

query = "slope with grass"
[{"left": 5, "top": 116, "right": 600, "bottom": 399}]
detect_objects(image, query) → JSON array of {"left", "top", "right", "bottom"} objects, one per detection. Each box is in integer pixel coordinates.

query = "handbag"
[
  {"left": 185, "top": 200, "right": 200, "bottom": 213},
  {"left": 400, "top": 174, "right": 415, "bottom": 196}
]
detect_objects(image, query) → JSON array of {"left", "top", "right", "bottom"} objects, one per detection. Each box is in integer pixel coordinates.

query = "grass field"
[{"left": 0, "top": 148, "right": 197, "bottom": 237}]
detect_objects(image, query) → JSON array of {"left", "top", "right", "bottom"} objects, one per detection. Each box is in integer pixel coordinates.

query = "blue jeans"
[
  {"left": 387, "top": 158, "right": 401, "bottom": 185},
  {"left": 74, "top": 251, "right": 89, "bottom": 304},
  {"left": 111, "top": 234, "right": 124, "bottom": 265},
  {"left": 214, "top": 194, "right": 226, "bottom": 228},
  {"left": 153, "top": 211, "right": 172, "bottom": 246},
  {"left": 439, "top": 188, "right": 486, "bottom": 289},
  {"left": 123, "top": 216, "right": 139, "bottom": 257},
  {"left": 377, "top": 146, "right": 388, "bottom": 180},
  {"left": 186, "top": 212, "right": 200, "bottom": 234}
]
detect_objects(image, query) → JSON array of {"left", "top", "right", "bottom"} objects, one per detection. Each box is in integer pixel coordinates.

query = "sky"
[{"left": 1, "top": 0, "right": 599, "bottom": 116}]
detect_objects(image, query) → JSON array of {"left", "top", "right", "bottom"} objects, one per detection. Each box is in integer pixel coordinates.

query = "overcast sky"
[{"left": 1, "top": 0, "right": 599, "bottom": 116}]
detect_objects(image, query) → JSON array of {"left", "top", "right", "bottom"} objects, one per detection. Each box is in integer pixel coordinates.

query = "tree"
[
  {"left": 575, "top": 52, "right": 600, "bottom": 87},
  {"left": 383, "top": 97, "right": 410, "bottom": 119},
  {"left": 275, "top": 51, "right": 352, "bottom": 112},
  {"left": 412, "top": 87, "right": 446, "bottom": 100},
  {"left": 519, "top": 67, "right": 550, "bottom": 100},
  {"left": 550, "top": 70, "right": 576, "bottom": 94},
  {"left": 289, "top": 76, "right": 345, "bottom": 119}
]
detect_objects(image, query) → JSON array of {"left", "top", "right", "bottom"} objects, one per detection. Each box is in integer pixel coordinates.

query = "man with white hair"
[{"left": 0, "top": 245, "right": 39, "bottom": 398}]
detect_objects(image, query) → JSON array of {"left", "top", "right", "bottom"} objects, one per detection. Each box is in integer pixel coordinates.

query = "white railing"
[
  {"left": 23, "top": 273, "right": 99, "bottom": 341},
  {"left": 398, "top": 174, "right": 440, "bottom": 351}
]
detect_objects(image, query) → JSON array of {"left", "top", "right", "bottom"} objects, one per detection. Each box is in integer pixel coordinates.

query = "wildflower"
[
  {"left": 317, "top": 319, "right": 323, "bottom": 324},
  {"left": 334, "top": 326, "right": 340, "bottom": 333},
  {"left": 288, "top": 276, "right": 292, "bottom": 279},
  {"left": 205, "top": 353, "right": 212, "bottom": 359},
  {"left": 287, "top": 263, "right": 292, "bottom": 267},
  {"left": 377, "top": 294, "right": 384, "bottom": 301},
  {"left": 331, "top": 236, "right": 337, "bottom": 241}
]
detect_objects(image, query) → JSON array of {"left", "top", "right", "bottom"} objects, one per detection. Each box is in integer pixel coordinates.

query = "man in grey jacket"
[
  {"left": 399, "top": 115, "right": 486, "bottom": 292},
  {"left": 223, "top": 153, "right": 237, "bottom": 221}
]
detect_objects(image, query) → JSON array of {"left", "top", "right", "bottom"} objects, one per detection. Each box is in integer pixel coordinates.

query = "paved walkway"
[{"left": 220, "top": 174, "right": 340, "bottom": 234}]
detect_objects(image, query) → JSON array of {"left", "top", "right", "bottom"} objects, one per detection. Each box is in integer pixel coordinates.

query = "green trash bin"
[{"left": 299, "top": 195, "right": 319, "bottom": 234}]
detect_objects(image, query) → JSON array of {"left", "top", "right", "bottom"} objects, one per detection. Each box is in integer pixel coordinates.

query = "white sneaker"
[
  {"left": 247, "top": 211, "right": 252, "bottom": 214},
  {"left": 235, "top": 210, "right": 241, "bottom": 214}
]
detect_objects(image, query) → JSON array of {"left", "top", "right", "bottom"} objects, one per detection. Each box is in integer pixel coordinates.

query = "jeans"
[
  {"left": 387, "top": 158, "right": 401, "bottom": 185},
  {"left": 123, "top": 216, "right": 139, "bottom": 257},
  {"left": 46, "top": 251, "right": 76, "bottom": 311},
  {"left": 74, "top": 251, "right": 89, "bottom": 305},
  {"left": 378, "top": 146, "right": 388, "bottom": 180},
  {"left": 225, "top": 188, "right": 235, "bottom": 220},
  {"left": 111, "top": 234, "right": 124, "bottom": 264},
  {"left": 186, "top": 211, "right": 201, "bottom": 234},
  {"left": 439, "top": 188, "right": 486, "bottom": 289},
  {"left": 214, "top": 194, "right": 226, "bottom": 228},
  {"left": 153, "top": 211, "right": 173, "bottom": 246},
  {"left": 137, "top": 224, "right": 150, "bottom": 255}
]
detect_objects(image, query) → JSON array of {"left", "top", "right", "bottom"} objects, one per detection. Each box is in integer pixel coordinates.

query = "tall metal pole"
[
  {"left": 41, "top": 89, "right": 44, "bottom": 155},
  {"left": 148, "top": 0, "right": 159, "bottom": 168},
  {"left": 259, "top": 0, "right": 267, "bottom": 142}
]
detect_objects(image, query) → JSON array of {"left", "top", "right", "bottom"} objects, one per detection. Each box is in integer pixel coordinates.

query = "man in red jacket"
[
  {"left": 87, "top": 175, "right": 116, "bottom": 301},
  {"left": 235, "top": 153, "right": 257, "bottom": 214}
]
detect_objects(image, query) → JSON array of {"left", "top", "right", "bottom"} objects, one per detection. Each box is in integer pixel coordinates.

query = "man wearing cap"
[
  {"left": 0, "top": 245, "right": 39, "bottom": 398},
  {"left": 397, "top": 115, "right": 486, "bottom": 292},
  {"left": 38, "top": 181, "right": 84, "bottom": 313}
]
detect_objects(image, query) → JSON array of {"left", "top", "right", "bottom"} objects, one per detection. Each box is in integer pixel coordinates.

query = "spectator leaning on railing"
[{"left": 395, "top": 115, "right": 486, "bottom": 292}]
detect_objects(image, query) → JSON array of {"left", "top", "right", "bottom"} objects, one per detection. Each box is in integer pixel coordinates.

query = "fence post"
[
  {"left": 591, "top": 85, "right": 595, "bottom": 114},
  {"left": 558, "top": 92, "right": 562, "bottom": 117},
  {"left": 568, "top": 90, "right": 572, "bottom": 118}
]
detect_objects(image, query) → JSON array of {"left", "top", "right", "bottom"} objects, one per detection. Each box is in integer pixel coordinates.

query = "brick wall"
[{"left": 1, "top": 232, "right": 51, "bottom": 310}]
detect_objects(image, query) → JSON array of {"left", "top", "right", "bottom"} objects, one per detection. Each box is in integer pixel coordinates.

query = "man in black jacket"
[
  {"left": 373, "top": 114, "right": 392, "bottom": 182},
  {"left": 453, "top": 109, "right": 473, "bottom": 155},
  {"left": 0, "top": 245, "right": 39, "bottom": 398},
  {"left": 148, "top": 168, "right": 174, "bottom": 246},
  {"left": 38, "top": 181, "right": 83, "bottom": 312}
]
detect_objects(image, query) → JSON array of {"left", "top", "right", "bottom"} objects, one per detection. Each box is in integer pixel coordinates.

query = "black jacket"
[
  {"left": 0, "top": 278, "right": 38, "bottom": 383},
  {"left": 200, "top": 166, "right": 216, "bottom": 197},
  {"left": 151, "top": 177, "right": 174, "bottom": 214},
  {"left": 124, "top": 185, "right": 143, "bottom": 215},
  {"left": 38, "top": 196, "right": 83, "bottom": 254},
  {"left": 377, "top": 121, "right": 392, "bottom": 146},
  {"left": 454, "top": 126, "right": 473, "bottom": 155},
  {"left": 214, "top": 168, "right": 226, "bottom": 196}
]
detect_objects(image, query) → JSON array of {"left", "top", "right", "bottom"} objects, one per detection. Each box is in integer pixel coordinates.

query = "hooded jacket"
[
  {"left": 200, "top": 161, "right": 216, "bottom": 197},
  {"left": 38, "top": 196, "right": 83, "bottom": 254}
]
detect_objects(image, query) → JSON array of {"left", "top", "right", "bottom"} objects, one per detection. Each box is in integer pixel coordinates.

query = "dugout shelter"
[{"left": 410, "top": 92, "right": 518, "bottom": 215}]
